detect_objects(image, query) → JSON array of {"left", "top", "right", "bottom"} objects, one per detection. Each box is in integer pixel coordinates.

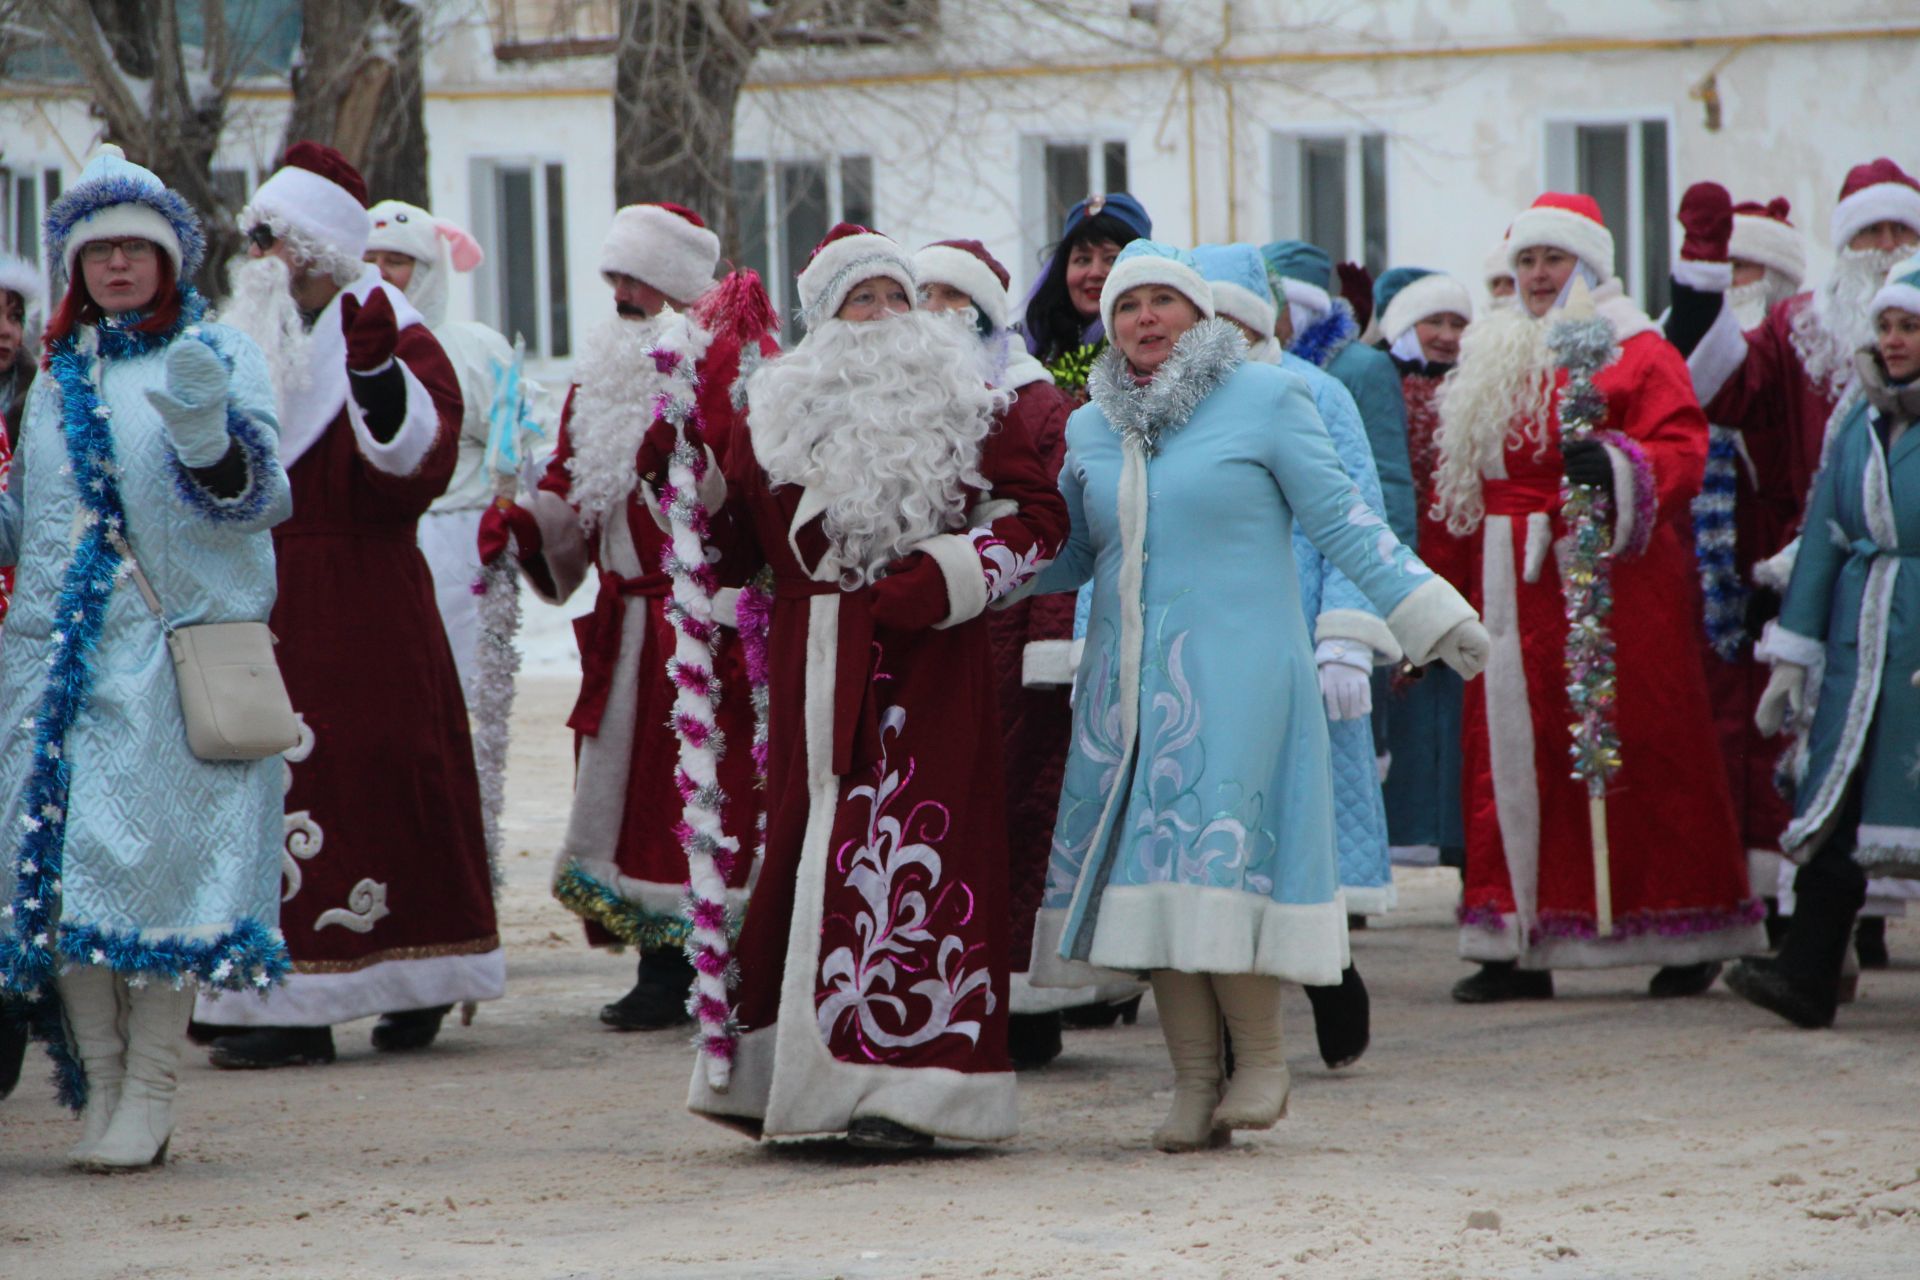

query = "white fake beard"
[
  {"left": 218, "top": 254, "right": 313, "bottom": 404},
  {"left": 1431, "top": 303, "right": 1555, "bottom": 535},
  {"left": 747, "top": 308, "right": 1004, "bottom": 587},
  {"left": 1728, "top": 273, "right": 1793, "bottom": 330},
  {"left": 1795, "top": 246, "right": 1906, "bottom": 391},
  {"left": 564, "top": 310, "right": 682, "bottom": 533}
]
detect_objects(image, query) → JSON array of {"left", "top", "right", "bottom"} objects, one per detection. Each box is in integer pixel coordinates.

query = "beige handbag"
[{"left": 108, "top": 530, "right": 301, "bottom": 761}]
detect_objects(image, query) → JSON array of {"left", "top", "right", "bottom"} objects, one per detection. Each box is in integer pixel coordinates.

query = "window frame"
[
  {"left": 1542, "top": 111, "right": 1677, "bottom": 315},
  {"left": 469, "top": 155, "right": 570, "bottom": 360},
  {"left": 1018, "top": 133, "right": 1132, "bottom": 296},
  {"left": 732, "top": 152, "right": 875, "bottom": 338},
  {"left": 1268, "top": 127, "right": 1390, "bottom": 276}
]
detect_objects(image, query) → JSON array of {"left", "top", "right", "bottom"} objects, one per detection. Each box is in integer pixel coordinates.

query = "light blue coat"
[
  {"left": 0, "top": 317, "right": 292, "bottom": 988},
  {"left": 1029, "top": 321, "right": 1447, "bottom": 987}
]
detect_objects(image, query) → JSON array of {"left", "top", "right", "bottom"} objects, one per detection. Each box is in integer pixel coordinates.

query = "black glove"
[
  {"left": 1562, "top": 438, "right": 1614, "bottom": 499},
  {"left": 1744, "top": 585, "right": 1782, "bottom": 639}
]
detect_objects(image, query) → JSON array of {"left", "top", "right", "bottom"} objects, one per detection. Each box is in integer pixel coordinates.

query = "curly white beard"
[
  {"left": 563, "top": 310, "right": 694, "bottom": 533},
  {"left": 747, "top": 309, "right": 1005, "bottom": 588},
  {"left": 1794, "top": 246, "right": 1906, "bottom": 393},
  {"left": 218, "top": 254, "right": 312, "bottom": 405},
  {"left": 1728, "top": 269, "right": 1797, "bottom": 330},
  {"left": 1431, "top": 303, "right": 1556, "bottom": 535}
]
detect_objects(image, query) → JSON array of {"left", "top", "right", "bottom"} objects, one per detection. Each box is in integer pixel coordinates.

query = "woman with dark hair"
[
  {"left": 0, "top": 145, "right": 292, "bottom": 1169},
  {"left": 1021, "top": 193, "right": 1151, "bottom": 396},
  {"left": 0, "top": 254, "right": 40, "bottom": 444}
]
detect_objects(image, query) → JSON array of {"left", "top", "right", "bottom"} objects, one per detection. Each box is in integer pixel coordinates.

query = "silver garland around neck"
[{"left": 1088, "top": 316, "right": 1246, "bottom": 455}]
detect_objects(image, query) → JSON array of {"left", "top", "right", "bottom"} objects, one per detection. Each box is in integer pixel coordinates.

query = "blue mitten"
[{"left": 146, "top": 339, "right": 231, "bottom": 467}]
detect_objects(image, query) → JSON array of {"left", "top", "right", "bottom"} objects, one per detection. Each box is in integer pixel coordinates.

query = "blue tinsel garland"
[
  {"left": 1288, "top": 298, "right": 1358, "bottom": 371},
  {"left": 44, "top": 172, "right": 207, "bottom": 278},
  {"left": 1692, "top": 426, "right": 1746, "bottom": 660}
]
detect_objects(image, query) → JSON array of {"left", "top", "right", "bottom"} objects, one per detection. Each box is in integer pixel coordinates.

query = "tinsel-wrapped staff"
[{"left": 1546, "top": 281, "right": 1625, "bottom": 937}]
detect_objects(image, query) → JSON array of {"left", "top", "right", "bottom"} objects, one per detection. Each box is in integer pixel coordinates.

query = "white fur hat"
[
  {"left": 912, "top": 239, "right": 1010, "bottom": 330},
  {"left": 0, "top": 253, "right": 42, "bottom": 318},
  {"left": 1729, "top": 199, "right": 1806, "bottom": 289},
  {"left": 599, "top": 202, "right": 720, "bottom": 304},
  {"left": 1483, "top": 238, "right": 1513, "bottom": 286},
  {"left": 366, "top": 200, "right": 484, "bottom": 328},
  {"left": 1191, "top": 243, "right": 1278, "bottom": 339},
  {"left": 1507, "top": 192, "right": 1615, "bottom": 280},
  {"left": 1870, "top": 255, "right": 1920, "bottom": 322},
  {"left": 241, "top": 142, "right": 371, "bottom": 283},
  {"left": 1379, "top": 272, "right": 1474, "bottom": 344},
  {"left": 1098, "top": 240, "right": 1216, "bottom": 336},
  {"left": 797, "top": 223, "right": 915, "bottom": 325}
]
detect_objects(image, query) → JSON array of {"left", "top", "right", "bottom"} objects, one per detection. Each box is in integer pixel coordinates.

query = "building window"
[
  {"left": 1545, "top": 118, "right": 1671, "bottom": 316},
  {"left": 1019, "top": 136, "right": 1129, "bottom": 291},
  {"left": 731, "top": 153, "right": 874, "bottom": 338},
  {"left": 0, "top": 165, "right": 65, "bottom": 300},
  {"left": 471, "top": 158, "right": 570, "bottom": 359},
  {"left": 1269, "top": 131, "right": 1387, "bottom": 277}
]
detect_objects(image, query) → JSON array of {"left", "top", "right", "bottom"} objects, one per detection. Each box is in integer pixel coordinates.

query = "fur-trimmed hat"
[
  {"left": 0, "top": 253, "right": 44, "bottom": 320},
  {"left": 1831, "top": 158, "right": 1920, "bottom": 253},
  {"left": 913, "top": 239, "right": 1012, "bottom": 330},
  {"left": 1508, "top": 192, "right": 1615, "bottom": 279},
  {"left": 1484, "top": 237, "right": 1514, "bottom": 288},
  {"left": 1870, "top": 255, "right": 1920, "bottom": 322},
  {"left": 1060, "top": 192, "right": 1152, "bottom": 244},
  {"left": 1259, "top": 239, "right": 1335, "bottom": 316},
  {"left": 796, "top": 223, "right": 915, "bottom": 325},
  {"left": 241, "top": 142, "right": 372, "bottom": 283},
  {"left": 1099, "top": 239, "right": 1215, "bottom": 335},
  {"left": 1729, "top": 197, "right": 1806, "bottom": 289},
  {"left": 366, "top": 200, "right": 485, "bottom": 329},
  {"left": 1375, "top": 267, "right": 1474, "bottom": 344},
  {"left": 45, "top": 143, "right": 203, "bottom": 278},
  {"left": 599, "top": 202, "right": 720, "bottom": 304},
  {"left": 1191, "top": 243, "right": 1277, "bottom": 339}
]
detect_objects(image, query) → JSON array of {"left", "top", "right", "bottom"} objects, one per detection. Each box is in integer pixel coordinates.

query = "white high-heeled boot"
[
  {"left": 83, "top": 980, "right": 193, "bottom": 1172},
  {"left": 55, "top": 965, "right": 128, "bottom": 1164},
  {"left": 1148, "top": 970, "right": 1228, "bottom": 1152},
  {"left": 1210, "top": 973, "right": 1291, "bottom": 1131}
]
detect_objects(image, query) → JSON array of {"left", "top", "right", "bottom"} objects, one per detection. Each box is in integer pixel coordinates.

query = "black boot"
[
  {"left": 1648, "top": 961, "right": 1722, "bottom": 998},
  {"left": 1059, "top": 994, "right": 1143, "bottom": 1030},
  {"left": 846, "top": 1116, "right": 934, "bottom": 1151},
  {"left": 0, "top": 1000, "right": 27, "bottom": 1101},
  {"left": 1731, "top": 837, "right": 1866, "bottom": 1029},
  {"left": 1725, "top": 957, "right": 1834, "bottom": 1028},
  {"left": 1855, "top": 916, "right": 1889, "bottom": 969},
  {"left": 1762, "top": 897, "right": 1788, "bottom": 950},
  {"left": 207, "top": 1025, "right": 337, "bottom": 1069},
  {"left": 372, "top": 1004, "right": 454, "bottom": 1052},
  {"left": 186, "top": 1020, "right": 233, "bottom": 1047},
  {"left": 1451, "top": 961, "right": 1553, "bottom": 1004},
  {"left": 1303, "top": 965, "right": 1370, "bottom": 1069},
  {"left": 600, "top": 950, "right": 694, "bottom": 1031},
  {"left": 1006, "top": 1011, "right": 1064, "bottom": 1070}
]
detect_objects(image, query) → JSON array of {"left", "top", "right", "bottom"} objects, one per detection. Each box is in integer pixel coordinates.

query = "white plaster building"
[{"left": 4, "top": 1, "right": 1917, "bottom": 379}]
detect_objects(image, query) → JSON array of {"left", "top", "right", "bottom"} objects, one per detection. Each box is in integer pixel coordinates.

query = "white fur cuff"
[
  {"left": 1672, "top": 258, "right": 1733, "bottom": 291},
  {"left": 1315, "top": 608, "right": 1403, "bottom": 666},
  {"left": 347, "top": 361, "right": 439, "bottom": 478},
  {"left": 1022, "top": 639, "right": 1075, "bottom": 687},
  {"left": 1753, "top": 537, "right": 1799, "bottom": 592},
  {"left": 527, "top": 488, "right": 589, "bottom": 603},
  {"left": 1602, "top": 443, "right": 1642, "bottom": 556},
  {"left": 1385, "top": 577, "right": 1478, "bottom": 667},
  {"left": 1755, "top": 619, "right": 1824, "bottom": 668},
  {"left": 915, "top": 532, "right": 990, "bottom": 631}
]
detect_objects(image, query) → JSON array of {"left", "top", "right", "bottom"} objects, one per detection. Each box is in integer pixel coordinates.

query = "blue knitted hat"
[{"left": 1099, "top": 239, "right": 1215, "bottom": 334}]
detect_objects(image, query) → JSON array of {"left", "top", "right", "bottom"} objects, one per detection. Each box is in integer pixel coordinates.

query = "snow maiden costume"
[
  {"left": 195, "top": 144, "right": 503, "bottom": 1064},
  {"left": 1728, "top": 258, "right": 1920, "bottom": 1028},
  {"left": 647, "top": 226, "right": 1067, "bottom": 1148},
  {"left": 0, "top": 146, "right": 291, "bottom": 1168},
  {"left": 1429, "top": 194, "right": 1766, "bottom": 1003},
  {"left": 1029, "top": 242, "right": 1489, "bottom": 1152}
]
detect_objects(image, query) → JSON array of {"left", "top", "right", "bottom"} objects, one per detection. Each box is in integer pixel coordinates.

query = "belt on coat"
[
  {"left": 773, "top": 571, "right": 883, "bottom": 777},
  {"left": 1482, "top": 475, "right": 1564, "bottom": 583},
  {"left": 570, "top": 567, "right": 670, "bottom": 736}
]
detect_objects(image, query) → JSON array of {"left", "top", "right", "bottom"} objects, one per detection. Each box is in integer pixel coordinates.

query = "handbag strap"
[{"left": 103, "top": 527, "right": 175, "bottom": 637}]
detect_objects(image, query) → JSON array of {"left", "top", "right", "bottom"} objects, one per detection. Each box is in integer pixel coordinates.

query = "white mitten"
[
  {"left": 1911, "top": 668, "right": 1919, "bottom": 689},
  {"left": 1755, "top": 663, "right": 1807, "bottom": 737},
  {"left": 1433, "top": 618, "right": 1491, "bottom": 679},
  {"left": 1318, "top": 659, "right": 1372, "bottom": 722},
  {"left": 145, "top": 339, "right": 231, "bottom": 466}
]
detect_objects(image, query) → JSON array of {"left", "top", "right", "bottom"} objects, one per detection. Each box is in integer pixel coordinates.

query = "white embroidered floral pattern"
[
  {"left": 281, "top": 716, "right": 323, "bottom": 903},
  {"left": 966, "top": 524, "right": 1046, "bottom": 603}
]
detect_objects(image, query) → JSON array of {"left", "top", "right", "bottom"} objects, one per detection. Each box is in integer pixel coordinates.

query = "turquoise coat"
[
  {"left": 1030, "top": 321, "right": 1447, "bottom": 986},
  {"left": 1772, "top": 397, "right": 1920, "bottom": 877},
  {"left": 0, "top": 316, "right": 291, "bottom": 995}
]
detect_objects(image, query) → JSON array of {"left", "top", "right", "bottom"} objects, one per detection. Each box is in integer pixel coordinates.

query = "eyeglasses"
[
  {"left": 78, "top": 238, "right": 158, "bottom": 265},
  {"left": 247, "top": 224, "right": 278, "bottom": 252}
]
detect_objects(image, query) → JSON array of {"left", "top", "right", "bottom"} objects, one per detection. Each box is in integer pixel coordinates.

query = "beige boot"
[
  {"left": 1210, "top": 973, "right": 1291, "bottom": 1131},
  {"left": 1148, "top": 970, "right": 1228, "bottom": 1152},
  {"left": 55, "top": 965, "right": 128, "bottom": 1165},
  {"left": 82, "top": 981, "right": 193, "bottom": 1172}
]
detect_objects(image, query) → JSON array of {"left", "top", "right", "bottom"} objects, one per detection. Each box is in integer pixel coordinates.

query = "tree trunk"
[
  {"left": 285, "top": 0, "right": 429, "bottom": 208},
  {"left": 612, "top": 1, "right": 753, "bottom": 254}
]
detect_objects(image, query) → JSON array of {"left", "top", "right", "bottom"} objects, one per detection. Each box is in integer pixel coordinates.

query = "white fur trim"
[
  {"left": 0, "top": 254, "right": 41, "bottom": 309},
  {"left": 1025, "top": 906, "right": 1143, "bottom": 991},
  {"left": 1857, "top": 826, "right": 1920, "bottom": 879},
  {"left": 1341, "top": 881, "right": 1397, "bottom": 917},
  {"left": 1479, "top": 513, "right": 1543, "bottom": 952},
  {"left": 912, "top": 245, "right": 1009, "bottom": 331},
  {"left": 1730, "top": 216, "right": 1806, "bottom": 286},
  {"left": 1314, "top": 607, "right": 1403, "bottom": 665},
  {"left": 346, "top": 359, "right": 440, "bottom": 476},
  {"left": 1870, "top": 280, "right": 1920, "bottom": 322},
  {"left": 1831, "top": 181, "right": 1920, "bottom": 252},
  {"left": 1021, "top": 638, "right": 1075, "bottom": 687},
  {"left": 1099, "top": 255, "right": 1216, "bottom": 336},
  {"left": 1600, "top": 442, "right": 1641, "bottom": 556},
  {"left": 1753, "top": 537, "right": 1799, "bottom": 592},
  {"left": 1384, "top": 576, "right": 1478, "bottom": 667},
  {"left": 1508, "top": 206, "right": 1615, "bottom": 278},
  {"left": 1001, "top": 350, "right": 1054, "bottom": 389},
  {"left": 599, "top": 205, "right": 720, "bottom": 304},
  {"left": 915, "top": 531, "right": 990, "bottom": 630},
  {"left": 1522, "top": 510, "right": 1552, "bottom": 583},
  {"left": 1277, "top": 277, "right": 1331, "bottom": 316},
  {"left": 1380, "top": 274, "right": 1474, "bottom": 343},
  {"left": 795, "top": 232, "right": 914, "bottom": 325},
  {"left": 195, "top": 947, "right": 505, "bottom": 1026},
  {"left": 1687, "top": 302, "right": 1749, "bottom": 406},
  {"left": 1672, "top": 259, "right": 1733, "bottom": 291},
  {"left": 1080, "top": 884, "right": 1351, "bottom": 986},
  {"left": 1206, "top": 279, "right": 1277, "bottom": 343},
  {"left": 63, "top": 202, "right": 184, "bottom": 275},
  {"left": 1007, "top": 970, "right": 1144, "bottom": 1016},
  {"left": 526, "top": 488, "right": 590, "bottom": 603},
  {"left": 247, "top": 164, "right": 371, "bottom": 264},
  {"left": 1755, "top": 619, "right": 1825, "bottom": 668},
  {"left": 276, "top": 267, "right": 427, "bottom": 470},
  {"left": 1528, "top": 922, "right": 1767, "bottom": 970}
]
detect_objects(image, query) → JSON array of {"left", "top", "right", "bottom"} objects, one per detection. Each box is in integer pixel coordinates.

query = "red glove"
[
  {"left": 338, "top": 289, "right": 400, "bottom": 373},
  {"left": 866, "top": 552, "right": 952, "bottom": 632},
  {"left": 478, "top": 500, "right": 541, "bottom": 564},
  {"left": 1677, "top": 182, "right": 1733, "bottom": 263}
]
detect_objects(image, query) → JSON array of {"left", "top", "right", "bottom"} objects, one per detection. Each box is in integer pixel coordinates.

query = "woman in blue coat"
[
  {"left": 1028, "top": 242, "right": 1489, "bottom": 1151},
  {"left": 0, "top": 147, "right": 291, "bottom": 1169},
  {"left": 1730, "top": 258, "right": 1920, "bottom": 1029}
]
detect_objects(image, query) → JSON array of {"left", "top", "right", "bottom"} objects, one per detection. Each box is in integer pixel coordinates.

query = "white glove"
[
  {"left": 1911, "top": 668, "right": 1919, "bottom": 689},
  {"left": 145, "top": 339, "right": 232, "bottom": 467},
  {"left": 1432, "top": 618, "right": 1491, "bottom": 679},
  {"left": 1376, "top": 752, "right": 1392, "bottom": 784},
  {"left": 1319, "top": 659, "right": 1372, "bottom": 722},
  {"left": 1755, "top": 663, "right": 1807, "bottom": 737}
]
